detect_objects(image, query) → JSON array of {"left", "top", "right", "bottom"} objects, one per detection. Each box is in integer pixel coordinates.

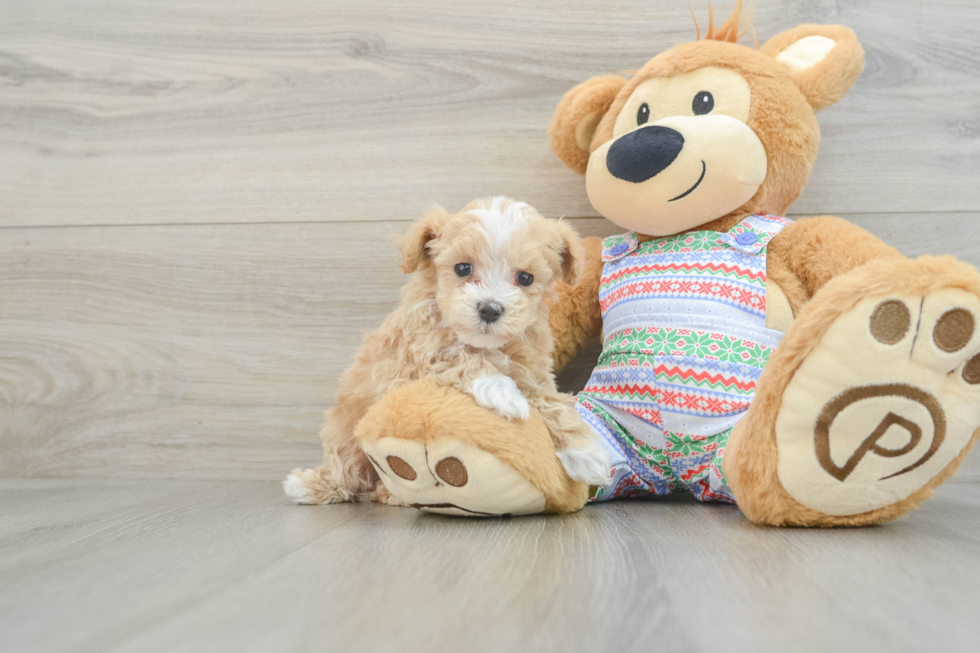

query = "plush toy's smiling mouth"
[{"left": 668, "top": 160, "right": 707, "bottom": 202}]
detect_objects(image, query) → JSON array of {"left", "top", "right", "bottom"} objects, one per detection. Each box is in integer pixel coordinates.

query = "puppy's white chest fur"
[{"left": 467, "top": 374, "right": 530, "bottom": 421}]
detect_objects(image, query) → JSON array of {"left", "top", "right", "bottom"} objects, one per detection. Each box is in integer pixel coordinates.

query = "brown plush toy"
[{"left": 361, "top": 6, "right": 980, "bottom": 526}]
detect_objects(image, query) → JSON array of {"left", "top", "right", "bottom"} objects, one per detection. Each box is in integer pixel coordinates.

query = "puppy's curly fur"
[{"left": 284, "top": 197, "right": 608, "bottom": 505}]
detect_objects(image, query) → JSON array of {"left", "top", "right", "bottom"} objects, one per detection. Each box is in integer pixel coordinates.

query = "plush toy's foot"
[
  {"left": 727, "top": 256, "right": 980, "bottom": 526},
  {"left": 354, "top": 379, "right": 590, "bottom": 517}
]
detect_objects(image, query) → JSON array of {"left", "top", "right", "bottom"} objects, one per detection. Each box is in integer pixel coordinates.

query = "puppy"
[{"left": 283, "top": 197, "right": 610, "bottom": 505}]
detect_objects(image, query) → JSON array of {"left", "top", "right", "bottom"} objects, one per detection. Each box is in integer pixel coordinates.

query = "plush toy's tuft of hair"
[{"left": 691, "top": 1, "right": 757, "bottom": 47}]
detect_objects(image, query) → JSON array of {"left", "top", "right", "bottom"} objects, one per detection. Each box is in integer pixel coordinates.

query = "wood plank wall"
[{"left": 2, "top": 0, "right": 978, "bottom": 479}]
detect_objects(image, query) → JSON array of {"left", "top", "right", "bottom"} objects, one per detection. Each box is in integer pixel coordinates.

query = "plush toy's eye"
[
  {"left": 454, "top": 263, "right": 472, "bottom": 277},
  {"left": 516, "top": 271, "right": 534, "bottom": 287},
  {"left": 693, "top": 91, "right": 714, "bottom": 115},
  {"left": 636, "top": 102, "right": 650, "bottom": 126}
]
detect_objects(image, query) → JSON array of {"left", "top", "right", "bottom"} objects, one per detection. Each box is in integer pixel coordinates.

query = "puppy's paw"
[
  {"left": 558, "top": 443, "right": 612, "bottom": 485},
  {"left": 372, "top": 482, "right": 406, "bottom": 507},
  {"left": 467, "top": 374, "right": 530, "bottom": 421},
  {"left": 282, "top": 472, "right": 315, "bottom": 504}
]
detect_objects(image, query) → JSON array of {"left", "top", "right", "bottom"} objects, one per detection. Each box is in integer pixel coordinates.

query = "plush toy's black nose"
[
  {"left": 606, "top": 126, "right": 685, "bottom": 183},
  {"left": 478, "top": 303, "right": 502, "bottom": 324}
]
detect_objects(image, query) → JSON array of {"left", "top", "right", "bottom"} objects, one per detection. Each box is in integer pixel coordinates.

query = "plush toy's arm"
[
  {"left": 769, "top": 216, "right": 904, "bottom": 299},
  {"left": 548, "top": 236, "right": 604, "bottom": 373}
]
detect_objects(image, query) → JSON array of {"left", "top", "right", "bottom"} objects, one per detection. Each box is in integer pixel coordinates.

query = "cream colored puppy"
[{"left": 283, "top": 197, "right": 610, "bottom": 505}]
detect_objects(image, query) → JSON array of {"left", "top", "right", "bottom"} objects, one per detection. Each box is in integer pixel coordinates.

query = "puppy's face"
[{"left": 399, "top": 197, "right": 583, "bottom": 349}]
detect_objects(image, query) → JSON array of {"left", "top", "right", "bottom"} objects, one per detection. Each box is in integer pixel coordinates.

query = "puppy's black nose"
[
  {"left": 606, "top": 125, "right": 684, "bottom": 183},
  {"left": 478, "top": 303, "right": 503, "bottom": 324}
]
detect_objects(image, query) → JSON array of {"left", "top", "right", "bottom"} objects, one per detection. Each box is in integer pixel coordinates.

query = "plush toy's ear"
[
  {"left": 549, "top": 74, "right": 627, "bottom": 174},
  {"left": 552, "top": 220, "right": 585, "bottom": 285},
  {"left": 761, "top": 24, "right": 865, "bottom": 111},
  {"left": 397, "top": 207, "right": 451, "bottom": 273}
]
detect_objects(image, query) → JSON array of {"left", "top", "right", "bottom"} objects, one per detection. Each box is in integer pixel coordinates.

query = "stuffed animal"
[{"left": 361, "top": 6, "right": 980, "bottom": 526}]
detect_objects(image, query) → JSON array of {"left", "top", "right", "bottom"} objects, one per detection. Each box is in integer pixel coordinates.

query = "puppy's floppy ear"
[
  {"left": 761, "top": 25, "right": 864, "bottom": 112},
  {"left": 551, "top": 220, "right": 585, "bottom": 286},
  {"left": 549, "top": 74, "right": 627, "bottom": 175},
  {"left": 398, "top": 207, "right": 451, "bottom": 273}
]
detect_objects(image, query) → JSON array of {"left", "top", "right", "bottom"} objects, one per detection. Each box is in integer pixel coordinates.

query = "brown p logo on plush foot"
[
  {"left": 773, "top": 287, "right": 980, "bottom": 519},
  {"left": 814, "top": 384, "right": 946, "bottom": 482}
]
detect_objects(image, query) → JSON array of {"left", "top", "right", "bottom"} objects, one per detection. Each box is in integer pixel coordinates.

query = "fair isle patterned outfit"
[{"left": 576, "top": 214, "right": 793, "bottom": 503}]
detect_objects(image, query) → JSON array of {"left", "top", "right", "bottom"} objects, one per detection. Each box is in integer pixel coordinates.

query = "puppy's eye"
[
  {"left": 692, "top": 91, "right": 714, "bottom": 115},
  {"left": 454, "top": 263, "right": 472, "bottom": 277},
  {"left": 637, "top": 102, "right": 650, "bottom": 126},
  {"left": 516, "top": 271, "right": 534, "bottom": 287}
]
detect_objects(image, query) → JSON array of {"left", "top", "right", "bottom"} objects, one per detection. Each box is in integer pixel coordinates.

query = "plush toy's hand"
[
  {"left": 549, "top": 236, "right": 604, "bottom": 373},
  {"left": 466, "top": 375, "right": 531, "bottom": 421},
  {"left": 558, "top": 443, "right": 612, "bottom": 486}
]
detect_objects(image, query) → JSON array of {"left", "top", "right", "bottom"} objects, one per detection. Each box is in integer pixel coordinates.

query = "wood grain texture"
[
  {"left": 2, "top": 213, "right": 978, "bottom": 480},
  {"left": 2, "top": 477, "right": 980, "bottom": 653},
  {"left": 1, "top": 0, "right": 979, "bottom": 227}
]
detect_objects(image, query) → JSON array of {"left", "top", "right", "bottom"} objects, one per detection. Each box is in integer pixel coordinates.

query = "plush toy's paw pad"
[
  {"left": 362, "top": 437, "right": 547, "bottom": 517},
  {"left": 467, "top": 374, "right": 531, "bottom": 420},
  {"left": 558, "top": 443, "right": 612, "bottom": 485},
  {"left": 283, "top": 471, "right": 316, "bottom": 504},
  {"left": 776, "top": 289, "right": 980, "bottom": 516}
]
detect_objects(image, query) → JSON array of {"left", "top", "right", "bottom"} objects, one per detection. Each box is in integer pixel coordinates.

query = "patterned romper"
[{"left": 576, "top": 214, "right": 793, "bottom": 503}]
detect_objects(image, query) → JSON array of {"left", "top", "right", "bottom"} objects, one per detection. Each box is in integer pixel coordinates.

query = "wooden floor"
[
  {"left": 2, "top": 476, "right": 980, "bottom": 653},
  {"left": 3, "top": 1, "right": 980, "bottom": 651}
]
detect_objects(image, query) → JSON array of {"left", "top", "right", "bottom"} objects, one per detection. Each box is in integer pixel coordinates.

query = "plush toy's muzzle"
[{"left": 586, "top": 112, "right": 767, "bottom": 236}]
